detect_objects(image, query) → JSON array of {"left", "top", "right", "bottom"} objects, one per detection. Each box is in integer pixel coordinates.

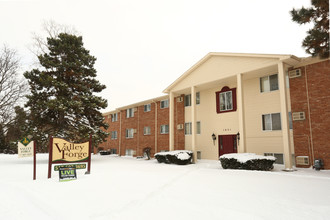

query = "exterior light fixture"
[
  {"left": 237, "top": 132, "right": 240, "bottom": 145},
  {"left": 212, "top": 133, "right": 216, "bottom": 145}
]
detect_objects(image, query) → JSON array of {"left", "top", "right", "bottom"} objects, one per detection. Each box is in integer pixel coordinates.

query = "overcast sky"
[{"left": 1, "top": 0, "right": 312, "bottom": 112}]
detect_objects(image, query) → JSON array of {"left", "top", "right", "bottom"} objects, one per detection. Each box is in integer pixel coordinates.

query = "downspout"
[
  {"left": 152, "top": 100, "right": 158, "bottom": 154},
  {"left": 305, "top": 65, "right": 315, "bottom": 166},
  {"left": 137, "top": 107, "right": 139, "bottom": 156},
  {"left": 119, "top": 111, "right": 122, "bottom": 156}
]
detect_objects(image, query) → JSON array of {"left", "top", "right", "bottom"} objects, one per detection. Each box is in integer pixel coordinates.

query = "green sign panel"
[
  {"left": 54, "top": 163, "right": 86, "bottom": 171},
  {"left": 20, "top": 137, "right": 31, "bottom": 146},
  {"left": 59, "top": 167, "right": 77, "bottom": 182}
]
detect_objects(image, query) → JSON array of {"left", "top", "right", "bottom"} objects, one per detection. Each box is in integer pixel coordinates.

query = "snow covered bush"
[
  {"left": 219, "top": 153, "right": 276, "bottom": 171},
  {"left": 154, "top": 150, "right": 193, "bottom": 165}
]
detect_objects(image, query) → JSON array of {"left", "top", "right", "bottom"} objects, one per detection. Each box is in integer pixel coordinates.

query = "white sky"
[{"left": 0, "top": 0, "right": 312, "bottom": 112}]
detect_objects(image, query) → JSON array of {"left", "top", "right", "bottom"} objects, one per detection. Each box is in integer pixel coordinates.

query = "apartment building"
[{"left": 99, "top": 52, "right": 329, "bottom": 169}]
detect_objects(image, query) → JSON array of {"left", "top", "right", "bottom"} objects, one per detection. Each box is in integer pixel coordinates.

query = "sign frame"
[{"left": 48, "top": 135, "right": 92, "bottom": 178}]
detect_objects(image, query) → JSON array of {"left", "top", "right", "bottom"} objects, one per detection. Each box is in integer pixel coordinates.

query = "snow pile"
[
  {"left": 220, "top": 153, "right": 276, "bottom": 163},
  {"left": 154, "top": 150, "right": 192, "bottom": 165}
]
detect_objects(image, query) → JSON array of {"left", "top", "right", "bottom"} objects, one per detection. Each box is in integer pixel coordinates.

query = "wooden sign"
[{"left": 48, "top": 136, "right": 92, "bottom": 178}]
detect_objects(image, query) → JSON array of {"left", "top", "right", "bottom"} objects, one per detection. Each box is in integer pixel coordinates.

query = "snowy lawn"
[{"left": 0, "top": 154, "right": 330, "bottom": 220}]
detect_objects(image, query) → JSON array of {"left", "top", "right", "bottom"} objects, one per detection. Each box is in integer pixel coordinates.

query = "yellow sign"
[{"left": 52, "top": 138, "right": 89, "bottom": 163}]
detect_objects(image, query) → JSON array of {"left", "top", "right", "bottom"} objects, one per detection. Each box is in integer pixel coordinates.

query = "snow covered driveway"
[{"left": 0, "top": 154, "right": 329, "bottom": 220}]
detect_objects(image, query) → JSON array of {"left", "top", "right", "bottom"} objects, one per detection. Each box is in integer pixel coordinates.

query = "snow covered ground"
[{"left": 0, "top": 154, "right": 329, "bottom": 220}]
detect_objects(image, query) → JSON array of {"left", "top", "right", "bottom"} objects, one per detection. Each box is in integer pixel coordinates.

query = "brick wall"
[
  {"left": 99, "top": 96, "right": 185, "bottom": 157},
  {"left": 289, "top": 59, "right": 330, "bottom": 169}
]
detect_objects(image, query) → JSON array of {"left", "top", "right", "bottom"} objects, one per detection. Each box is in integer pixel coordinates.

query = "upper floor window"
[
  {"left": 196, "top": 121, "right": 201, "bottom": 134},
  {"left": 126, "top": 128, "right": 134, "bottom": 138},
  {"left": 111, "top": 131, "right": 117, "bottom": 139},
  {"left": 196, "top": 92, "right": 200, "bottom": 105},
  {"left": 144, "top": 126, "right": 151, "bottom": 135},
  {"left": 160, "top": 124, "right": 169, "bottom": 134},
  {"left": 126, "top": 108, "right": 134, "bottom": 118},
  {"left": 262, "top": 113, "right": 281, "bottom": 131},
  {"left": 144, "top": 104, "right": 151, "bottom": 112},
  {"left": 260, "top": 74, "right": 278, "bottom": 92},
  {"left": 160, "top": 100, "right": 169, "bottom": 109},
  {"left": 111, "top": 113, "right": 118, "bottom": 122},
  {"left": 185, "top": 94, "right": 191, "bottom": 107},
  {"left": 215, "top": 86, "right": 237, "bottom": 114}
]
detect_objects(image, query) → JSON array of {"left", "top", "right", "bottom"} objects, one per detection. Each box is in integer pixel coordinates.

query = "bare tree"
[
  {"left": 30, "top": 20, "right": 79, "bottom": 57},
  {"left": 0, "top": 45, "right": 27, "bottom": 132}
]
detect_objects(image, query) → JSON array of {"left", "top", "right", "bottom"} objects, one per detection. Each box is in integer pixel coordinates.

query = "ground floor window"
[
  {"left": 125, "top": 149, "right": 134, "bottom": 156},
  {"left": 110, "top": 148, "right": 117, "bottom": 154},
  {"left": 111, "top": 131, "right": 117, "bottom": 139},
  {"left": 185, "top": 122, "right": 192, "bottom": 135},
  {"left": 264, "top": 153, "right": 284, "bottom": 164}
]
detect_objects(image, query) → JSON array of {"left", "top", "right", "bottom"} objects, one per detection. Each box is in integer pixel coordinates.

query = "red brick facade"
[
  {"left": 98, "top": 96, "right": 185, "bottom": 157},
  {"left": 289, "top": 59, "right": 330, "bottom": 169}
]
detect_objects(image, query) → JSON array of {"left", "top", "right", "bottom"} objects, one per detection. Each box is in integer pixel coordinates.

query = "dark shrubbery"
[
  {"left": 155, "top": 151, "right": 193, "bottom": 165},
  {"left": 220, "top": 154, "right": 275, "bottom": 171}
]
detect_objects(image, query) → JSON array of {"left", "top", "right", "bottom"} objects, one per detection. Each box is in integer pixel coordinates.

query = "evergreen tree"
[
  {"left": 24, "top": 33, "right": 108, "bottom": 147},
  {"left": 290, "top": 0, "right": 329, "bottom": 58}
]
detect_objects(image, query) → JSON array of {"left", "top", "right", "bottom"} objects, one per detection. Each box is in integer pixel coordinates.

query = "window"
[
  {"left": 160, "top": 100, "right": 169, "bottom": 109},
  {"left": 216, "top": 86, "right": 237, "bottom": 114},
  {"left": 110, "top": 148, "right": 117, "bottom": 154},
  {"left": 196, "top": 92, "right": 200, "bottom": 105},
  {"left": 125, "top": 128, "right": 134, "bottom": 138},
  {"left": 185, "top": 122, "right": 192, "bottom": 135},
  {"left": 196, "top": 121, "right": 201, "bottom": 134},
  {"left": 126, "top": 108, "right": 134, "bottom": 118},
  {"left": 144, "top": 126, "right": 151, "bottom": 135},
  {"left": 264, "top": 153, "right": 284, "bottom": 164},
  {"left": 262, "top": 113, "right": 281, "bottom": 131},
  {"left": 111, "top": 131, "right": 117, "bottom": 140},
  {"left": 111, "top": 113, "right": 118, "bottom": 122},
  {"left": 125, "top": 149, "right": 134, "bottom": 156},
  {"left": 185, "top": 94, "right": 191, "bottom": 107},
  {"left": 144, "top": 104, "right": 151, "bottom": 112},
  {"left": 160, "top": 125, "right": 169, "bottom": 134},
  {"left": 260, "top": 74, "right": 278, "bottom": 92}
]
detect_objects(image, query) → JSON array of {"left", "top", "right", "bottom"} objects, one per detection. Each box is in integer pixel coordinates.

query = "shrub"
[
  {"left": 219, "top": 153, "right": 275, "bottom": 171},
  {"left": 154, "top": 150, "right": 193, "bottom": 165}
]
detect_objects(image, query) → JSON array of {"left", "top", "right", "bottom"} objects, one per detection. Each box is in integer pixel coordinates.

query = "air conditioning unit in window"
[
  {"left": 296, "top": 156, "right": 309, "bottom": 165},
  {"left": 177, "top": 97, "right": 183, "bottom": 102},
  {"left": 133, "top": 129, "right": 137, "bottom": 133},
  {"left": 133, "top": 107, "right": 138, "bottom": 112},
  {"left": 292, "top": 112, "right": 305, "bottom": 121},
  {"left": 177, "top": 124, "right": 184, "bottom": 130},
  {"left": 288, "top": 69, "right": 301, "bottom": 78}
]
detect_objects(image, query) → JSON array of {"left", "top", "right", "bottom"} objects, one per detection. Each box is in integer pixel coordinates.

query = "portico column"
[
  {"left": 237, "top": 73, "right": 246, "bottom": 153},
  {"left": 278, "top": 61, "right": 293, "bottom": 170},
  {"left": 191, "top": 86, "right": 197, "bottom": 163},
  {"left": 169, "top": 91, "right": 175, "bottom": 151}
]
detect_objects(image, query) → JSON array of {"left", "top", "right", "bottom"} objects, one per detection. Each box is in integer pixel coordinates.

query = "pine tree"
[
  {"left": 290, "top": 0, "right": 329, "bottom": 58},
  {"left": 24, "top": 33, "right": 108, "bottom": 147}
]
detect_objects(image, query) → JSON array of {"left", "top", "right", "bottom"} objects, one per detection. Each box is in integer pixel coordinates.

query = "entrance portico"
[{"left": 164, "top": 52, "right": 300, "bottom": 169}]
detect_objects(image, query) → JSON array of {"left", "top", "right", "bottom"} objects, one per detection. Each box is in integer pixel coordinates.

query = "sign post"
[{"left": 48, "top": 137, "right": 92, "bottom": 178}]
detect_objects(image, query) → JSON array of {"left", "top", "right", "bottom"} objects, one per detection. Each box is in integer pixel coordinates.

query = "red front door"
[{"left": 218, "top": 135, "right": 237, "bottom": 157}]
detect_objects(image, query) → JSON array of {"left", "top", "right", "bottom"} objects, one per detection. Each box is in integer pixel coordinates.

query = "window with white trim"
[
  {"left": 144, "top": 126, "right": 151, "bottom": 135},
  {"left": 262, "top": 113, "right": 281, "bottom": 131},
  {"left": 196, "top": 121, "right": 201, "bottom": 134},
  {"left": 126, "top": 108, "right": 134, "bottom": 118},
  {"left": 160, "top": 124, "right": 169, "bottom": 134},
  {"left": 111, "top": 131, "right": 117, "bottom": 140},
  {"left": 111, "top": 113, "right": 118, "bottom": 122},
  {"left": 160, "top": 100, "right": 169, "bottom": 109},
  {"left": 196, "top": 92, "right": 200, "bottom": 105},
  {"left": 125, "top": 128, "right": 134, "bottom": 138},
  {"left": 185, "top": 122, "right": 192, "bottom": 135},
  {"left": 260, "top": 74, "right": 279, "bottom": 92},
  {"left": 185, "top": 94, "right": 191, "bottom": 107},
  {"left": 144, "top": 104, "right": 151, "bottom": 112},
  {"left": 219, "top": 91, "right": 233, "bottom": 111}
]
